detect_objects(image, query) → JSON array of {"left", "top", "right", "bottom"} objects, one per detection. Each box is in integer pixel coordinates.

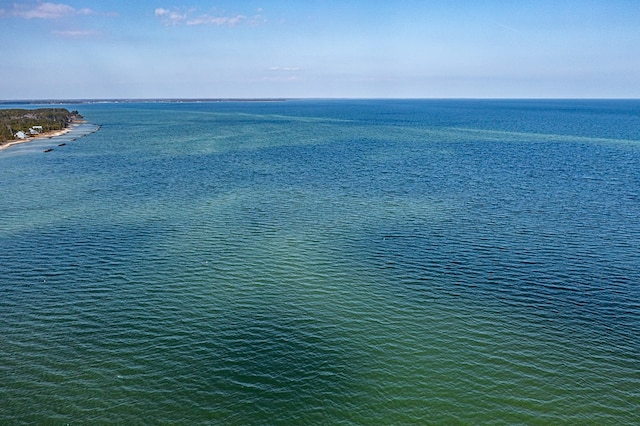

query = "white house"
[{"left": 15, "top": 131, "right": 27, "bottom": 139}]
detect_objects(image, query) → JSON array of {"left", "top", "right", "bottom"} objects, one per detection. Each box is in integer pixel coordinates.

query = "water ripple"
[{"left": 1, "top": 100, "right": 639, "bottom": 424}]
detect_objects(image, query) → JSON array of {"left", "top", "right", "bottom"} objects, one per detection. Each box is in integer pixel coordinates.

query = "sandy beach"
[{"left": 0, "top": 126, "right": 75, "bottom": 151}]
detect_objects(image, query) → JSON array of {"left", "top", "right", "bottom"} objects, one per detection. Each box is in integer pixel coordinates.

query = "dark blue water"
[{"left": 1, "top": 100, "right": 639, "bottom": 424}]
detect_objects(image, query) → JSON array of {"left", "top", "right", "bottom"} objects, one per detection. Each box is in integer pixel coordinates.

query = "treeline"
[{"left": 0, "top": 108, "right": 82, "bottom": 142}]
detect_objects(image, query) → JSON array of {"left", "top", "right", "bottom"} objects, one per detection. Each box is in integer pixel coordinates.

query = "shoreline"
[{"left": 0, "top": 122, "right": 82, "bottom": 151}]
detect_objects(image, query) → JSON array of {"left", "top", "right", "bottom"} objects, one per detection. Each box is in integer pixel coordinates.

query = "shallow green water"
[{"left": 1, "top": 100, "right": 639, "bottom": 424}]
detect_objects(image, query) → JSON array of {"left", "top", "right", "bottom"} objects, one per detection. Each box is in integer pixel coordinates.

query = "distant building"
[
  {"left": 15, "top": 131, "right": 27, "bottom": 139},
  {"left": 32, "top": 125, "right": 43, "bottom": 133}
]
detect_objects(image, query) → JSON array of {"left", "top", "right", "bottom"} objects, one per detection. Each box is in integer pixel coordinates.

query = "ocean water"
[{"left": 1, "top": 99, "right": 639, "bottom": 424}]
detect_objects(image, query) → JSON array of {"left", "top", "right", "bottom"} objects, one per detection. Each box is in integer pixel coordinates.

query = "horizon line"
[{"left": 1, "top": 97, "right": 639, "bottom": 105}]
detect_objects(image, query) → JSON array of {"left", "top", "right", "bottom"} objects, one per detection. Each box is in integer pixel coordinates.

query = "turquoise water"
[{"left": 1, "top": 100, "right": 639, "bottom": 424}]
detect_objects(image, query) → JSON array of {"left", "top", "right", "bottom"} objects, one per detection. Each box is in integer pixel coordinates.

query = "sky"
[{"left": 1, "top": 0, "right": 639, "bottom": 99}]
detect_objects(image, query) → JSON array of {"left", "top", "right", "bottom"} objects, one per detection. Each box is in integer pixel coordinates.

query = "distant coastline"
[
  {"left": 0, "top": 98, "right": 289, "bottom": 105},
  {"left": 2, "top": 98, "right": 638, "bottom": 108}
]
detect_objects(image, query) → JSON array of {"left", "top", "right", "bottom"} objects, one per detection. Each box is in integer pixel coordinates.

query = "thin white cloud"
[
  {"left": 187, "top": 14, "right": 246, "bottom": 26},
  {"left": 261, "top": 67, "right": 302, "bottom": 82},
  {"left": 495, "top": 22, "right": 521, "bottom": 34},
  {"left": 154, "top": 8, "right": 187, "bottom": 26},
  {"left": 155, "top": 7, "right": 265, "bottom": 27},
  {"left": 269, "top": 67, "right": 301, "bottom": 72},
  {"left": 4, "top": 2, "right": 94, "bottom": 19},
  {"left": 52, "top": 29, "right": 101, "bottom": 38}
]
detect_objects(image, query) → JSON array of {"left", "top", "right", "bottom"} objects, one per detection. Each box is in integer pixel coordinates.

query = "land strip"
[{"left": 0, "top": 108, "right": 82, "bottom": 149}]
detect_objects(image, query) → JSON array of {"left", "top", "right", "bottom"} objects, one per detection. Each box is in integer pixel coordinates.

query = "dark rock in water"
[
  {"left": 44, "top": 148, "right": 53, "bottom": 153},
  {"left": 58, "top": 143, "right": 66, "bottom": 146}
]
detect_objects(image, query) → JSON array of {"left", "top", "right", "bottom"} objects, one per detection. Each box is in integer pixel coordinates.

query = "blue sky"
[{"left": 1, "top": 0, "right": 639, "bottom": 99}]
